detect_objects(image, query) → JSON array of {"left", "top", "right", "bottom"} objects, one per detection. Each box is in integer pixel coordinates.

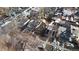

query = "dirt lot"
[{"left": 0, "top": 28, "right": 45, "bottom": 51}]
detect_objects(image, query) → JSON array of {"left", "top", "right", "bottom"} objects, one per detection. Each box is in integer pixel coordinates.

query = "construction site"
[{"left": 0, "top": 7, "right": 79, "bottom": 51}]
